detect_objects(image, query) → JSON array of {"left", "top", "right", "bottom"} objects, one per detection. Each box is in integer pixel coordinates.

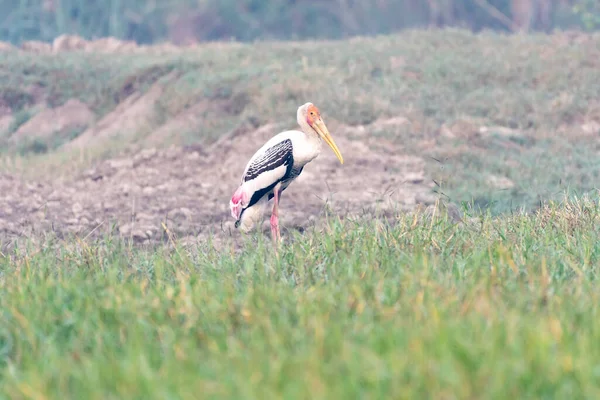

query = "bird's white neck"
[
  {"left": 297, "top": 111, "right": 322, "bottom": 148},
  {"left": 298, "top": 119, "right": 322, "bottom": 153}
]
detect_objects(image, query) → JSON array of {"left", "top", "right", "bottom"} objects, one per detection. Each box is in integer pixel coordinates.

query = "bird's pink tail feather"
[{"left": 230, "top": 185, "right": 250, "bottom": 220}]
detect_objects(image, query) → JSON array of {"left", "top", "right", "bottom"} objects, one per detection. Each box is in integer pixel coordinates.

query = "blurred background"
[{"left": 1, "top": 0, "right": 598, "bottom": 46}]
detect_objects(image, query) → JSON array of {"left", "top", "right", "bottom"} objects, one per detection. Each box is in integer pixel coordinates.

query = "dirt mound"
[
  {"left": 11, "top": 99, "right": 95, "bottom": 143},
  {"left": 0, "top": 115, "right": 13, "bottom": 135},
  {"left": 65, "top": 78, "right": 173, "bottom": 149},
  {"left": 0, "top": 122, "right": 434, "bottom": 246},
  {"left": 19, "top": 40, "right": 52, "bottom": 53},
  {"left": 16, "top": 36, "right": 137, "bottom": 55},
  {"left": 1, "top": 35, "right": 183, "bottom": 56},
  {"left": 0, "top": 42, "right": 14, "bottom": 52},
  {"left": 52, "top": 34, "right": 138, "bottom": 54}
]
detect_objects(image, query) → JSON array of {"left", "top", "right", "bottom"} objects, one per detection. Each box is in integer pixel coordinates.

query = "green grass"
[
  {"left": 432, "top": 135, "right": 600, "bottom": 214},
  {"left": 1, "top": 198, "right": 600, "bottom": 398},
  {"left": 2, "top": 30, "right": 600, "bottom": 133}
]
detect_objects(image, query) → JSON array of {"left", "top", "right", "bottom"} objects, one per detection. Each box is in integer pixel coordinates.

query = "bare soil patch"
[
  {"left": 0, "top": 115, "right": 13, "bottom": 135},
  {"left": 0, "top": 121, "right": 434, "bottom": 247},
  {"left": 65, "top": 79, "right": 172, "bottom": 150},
  {"left": 11, "top": 99, "right": 95, "bottom": 143}
]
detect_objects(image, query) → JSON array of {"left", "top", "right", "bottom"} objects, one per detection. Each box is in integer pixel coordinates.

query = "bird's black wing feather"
[
  {"left": 243, "top": 139, "right": 294, "bottom": 182},
  {"left": 241, "top": 139, "right": 294, "bottom": 212},
  {"left": 236, "top": 140, "right": 299, "bottom": 228}
]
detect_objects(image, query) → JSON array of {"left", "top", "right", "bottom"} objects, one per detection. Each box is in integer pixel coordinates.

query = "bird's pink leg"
[{"left": 270, "top": 183, "right": 282, "bottom": 245}]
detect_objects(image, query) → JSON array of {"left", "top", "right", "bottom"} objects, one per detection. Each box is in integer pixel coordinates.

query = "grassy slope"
[
  {"left": 2, "top": 199, "right": 600, "bottom": 398},
  {"left": 1, "top": 30, "right": 600, "bottom": 212}
]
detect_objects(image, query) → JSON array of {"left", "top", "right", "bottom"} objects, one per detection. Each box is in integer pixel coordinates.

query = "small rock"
[
  {"left": 136, "top": 212, "right": 154, "bottom": 221},
  {"left": 445, "top": 119, "right": 481, "bottom": 139},
  {"left": 404, "top": 171, "right": 425, "bottom": 184},
  {"left": 86, "top": 37, "right": 138, "bottom": 53},
  {"left": 374, "top": 116, "right": 409, "bottom": 128},
  {"left": 582, "top": 121, "right": 600, "bottom": 136},
  {"left": 20, "top": 40, "right": 52, "bottom": 53},
  {"left": 479, "top": 126, "right": 522, "bottom": 138},
  {"left": 142, "top": 186, "right": 156, "bottom": 196},
  {"left": 52, "top": 34, "right": 88, "bottom": 53},
  {"left": 487, "top": 175, "right": 514, "bottom": 190},
  {"left": 179, "top": 207, "right": 193, "bottom": 217},
  {"left": 135, "top": 148, "right": 157, "bottom": 161},
  {"left": 132, "top": 230, "right": 149, "bottom": 241},
  {"left": 107, "top": 159, "right": 134, "bottom": 170},
  {"left": 186, "top": 152, "right": 201, "bottom": 160},
  {"left": 72, "top": 203, "right": 83, "bottom": 214},
  {"left": 89, "top": 172, "right": 104, "bottom": 182},
  {"left": 46, "top": 201, "right": 61, "bottom": 209},
  {"left": 440, "top": 124, "right": 456, "bottom": 138},
  {"left": 119, "top": 223, "right": 133, "bottom": 235},
  {"left": 0, "top": 206, "right": 13, "bottom": 216}
]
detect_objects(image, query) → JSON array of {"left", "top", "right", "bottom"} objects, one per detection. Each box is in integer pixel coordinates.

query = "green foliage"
[
  {"left": 573, "top": 0, "right": 600, "bottom": 31},
  {"left": 14, "top": 126, "right": 85, "bottom": 155},
  {"left": 0, "top": 87, "right": 34, "bottom": 111},
  {"left": 0, "top": 0, "right": 181, "bottom": 44},
  {"left": 6, "top": 108, "right": 32, "bottom": 134},
  {"left": 16, "top": 137, "right": 48, "bottom": 154},
  {"left": 0, "top": 0, "right": 592, "bottom": 45},
  {"left": 1, "top": 199, "right": 600, "bottom": 397}
]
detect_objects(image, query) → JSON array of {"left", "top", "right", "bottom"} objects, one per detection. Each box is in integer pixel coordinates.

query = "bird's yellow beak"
[{"left": 313, "top": 119, "right": 344, "bottom": 164}]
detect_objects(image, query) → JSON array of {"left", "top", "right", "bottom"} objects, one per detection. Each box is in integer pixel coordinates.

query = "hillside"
[{"left": 1, "top": 30, "right": 600, "bottom": 246}]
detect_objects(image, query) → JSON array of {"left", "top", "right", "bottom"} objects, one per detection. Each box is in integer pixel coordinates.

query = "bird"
[{"left": 229, "top": 102, "right": 344, "bottom": 244}]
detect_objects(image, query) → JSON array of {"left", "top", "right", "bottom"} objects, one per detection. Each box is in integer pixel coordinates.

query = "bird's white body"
[
  {"left": 229, "top": 102, "right": 343, "bottom": 239},
  {"left": 243, "top": 130, "right": 322, "bottom": 179},
  {"left": 231, "top": 131, "right": 322, "bottom": 233}
]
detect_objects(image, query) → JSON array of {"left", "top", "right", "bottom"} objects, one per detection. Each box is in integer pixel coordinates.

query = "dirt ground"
[
  {"left": 0, "top": 35, "right": 439, "bottom": 247},
  {"left": 0, "top": 120, "right": 435, "bottom": 247}
]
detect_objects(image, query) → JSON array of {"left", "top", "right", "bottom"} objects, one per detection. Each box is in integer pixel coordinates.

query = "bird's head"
[{"left": 298, "top": 102, "right": 344, "bottom": 164}]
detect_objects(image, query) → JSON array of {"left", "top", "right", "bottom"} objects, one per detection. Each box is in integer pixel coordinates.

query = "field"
[{"left": 1, "top": 30, "right": 600, "bottom": 398}]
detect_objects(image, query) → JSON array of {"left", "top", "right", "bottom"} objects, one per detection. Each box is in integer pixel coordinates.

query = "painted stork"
[{"left": 229, "top": 102, "right": 344, "bottom": 244}]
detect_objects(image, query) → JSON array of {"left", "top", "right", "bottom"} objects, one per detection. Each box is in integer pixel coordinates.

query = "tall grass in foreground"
[{"left": 1, "top": 198, "right": 600, "bottom": 398}]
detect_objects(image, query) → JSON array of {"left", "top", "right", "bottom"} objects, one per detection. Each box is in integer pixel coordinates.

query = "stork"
[{"left": 229, "top": 102, "right": 344, "bottom": 244}]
